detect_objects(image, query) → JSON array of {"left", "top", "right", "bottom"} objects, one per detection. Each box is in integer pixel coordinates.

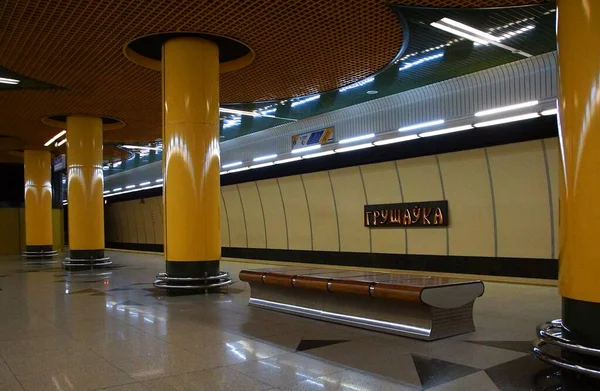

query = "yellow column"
[
  {"left": 162, "top": 37, "right": 221, "bottom": 277},
  {"left": 557, "top": 0, "right": 600, "bottom": 344},
  {"left": 66, "top": 115, "right": 106, "bottom": 261},
  {"left": 23, "top": 150, "right": 54, "bottom": 256}
]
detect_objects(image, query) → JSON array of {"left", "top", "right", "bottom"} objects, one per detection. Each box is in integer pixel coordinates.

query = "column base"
[
  {"left": 63, "top": 249, "right": 111, "bottom": 269},
  {"left": 153, "top": 260, "right": 232, "bottom": 292},
  {"left": 532, "top": 319, "right": 600, "bottom": 380},
  {"left": 22, "top": 245, "right": 58, "bottom": 260}
]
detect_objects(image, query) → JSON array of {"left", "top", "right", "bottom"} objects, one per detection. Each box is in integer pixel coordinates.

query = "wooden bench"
[{"left": 239, "top": 267, "right": 484, "bottom": 341}]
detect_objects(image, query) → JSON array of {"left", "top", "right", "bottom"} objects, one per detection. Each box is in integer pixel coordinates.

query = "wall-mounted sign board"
[
  {"left": 291, "top": 126, "right": 334, "bottom": 149},
  {"left": 53, "top": 154, "right": 66, "bottom": 172},
  {"left": 364, "top": 200, "right": 448, "bottom": 227}
]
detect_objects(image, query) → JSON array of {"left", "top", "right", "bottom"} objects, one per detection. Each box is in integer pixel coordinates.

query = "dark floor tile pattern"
[
  {"left": 467, "top": 340, "right": 535, "bottom": 354},
  {"left": 412, "top": 353, "right": 479, "bottom": 389},
  {"left": 485, "top": 355, "right": 558, "bottom": 390},
  {"left": 295, "top": 339, "right": 349, "bottom": 352}
]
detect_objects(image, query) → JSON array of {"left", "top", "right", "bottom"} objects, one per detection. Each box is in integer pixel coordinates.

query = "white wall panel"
[
  {"left": 329, "top": 167, "right": 369, "bottom": 253},
  {"left": 396, "top": 156, "right": 447, "bottom": 255},
  {"left": 360, "top": 161, "right": 406, "bottom": 254},
  {"left": 487, "top": 140, "right": 552, "bottom": 258},
  {"left": 278, "top": 175, "right": 312, "bottom": 250},
  {"left": 221, "top": 185, "right": 247, "bottom": 248},
  {"left": 148, "top": 196, "right": 163, "bottom": 245},
  {"left": 256, "top": 179, "right": 288, "bottom": 250},
  {"left": 132, "top": 201, "right": 147, "bottom": 244},
  {"left": 237, "top": 182, "right": 266, "bottom": 248},
  {"left": 438, "top": 149, "right": 494, "bottom": 256},
  {"left": 543, "top": 138, "right": 559, "bottom": 258},
  {"left": 220, "top": 193, "right": 230, "bottom": 247},
  {"left": 301, "top": 171, "right": 339, "bottom": 252}
]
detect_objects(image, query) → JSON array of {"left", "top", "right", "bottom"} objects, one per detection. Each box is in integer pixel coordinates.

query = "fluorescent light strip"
[
  {"left": 474, "top": 112, "right": 540, "bottom": 128},
  {"left": 220, "top": 108, "right": 260, "bottom": 117},
  {"left": 419, "top": 125, "right": 474, "bottom": 138},
  {"left": 338, "top": 133, "right": 375, "bottom": 144},
  {"left": 44, "top": 130, "right": 67, "bottom": 147},
  {"left": 441, "top": 18, "right": 500, "bottom": 42},
  {"left": 541, "top": 108, "right": 558, "bottom": 116},
  {"left": 0, "top": 77, "right": 20, "bottom": 84},
  {"left": 56, "top": 138, "right": 67, "bottom": 147},
  {"left": 223, "top": 117, "right": 241, "bottom": 129},
  {"left": 339, "top": 77, "right": 375, "bottom": 92},
  {"left": 399, "top": 52, "right": 444, "bottom": 71},
  {"left": 303, "top": 150, "right": 336, "bottom": 159},
  {"left": 222, "top": 161, "right": 243, "bottom": 168},
  {"left": 292, "top": 145, "right": 321, "bottom": 154},
  {"left": 228, "top": 166, "right": 250, "bottom": 173},
  {"left": 275, "top": 157, "right": 303, "bottom": 164},
  {"left": 103, "top": 190, "right": 111, "bottom": 194},
  {"left": 373, "top": 135, "right": 419, "bottom": 146},
  {"left": 113, "top": 161, "right": 122, "bottom": 167},
  {"left": 430, "top": 22, "right": 490, "bottom": 45},
  {"left": 258, "top": 108, "right": 277, "bottom": 115},
  {"left": 113, "top": 188, "right": 122, "bottom": 191},
  {"left": 253, "top": 154, "right": 277, "bottom": 162},
  {"left": 250, "top": 162, "right": 274, "bottom": 169},
  {"left": 155, "top": 178, "right": 163, "bottom": 183},
  {"left": 121, "top": 145, "right": 160, "bottom": 151},
  {"left": 398, "top": 119, "right": 444, "bottom": 132},
  {"left": 475, "top": 100, "right": 538, "bottom": 117},
  {"left": 291, "top": 95, "right": 320, "bottom": 108},
  {"left": 335, "top": 143, "right": 374, "bottom": 153},
  {"left": 139, "top": 182, "right": 151, "bottom": 186},
  {"left": 104, "top": 184, "right": 163, "bottom": 198},
  {"left": 125, "top": 185, "right": 135, "bottom": 189}
]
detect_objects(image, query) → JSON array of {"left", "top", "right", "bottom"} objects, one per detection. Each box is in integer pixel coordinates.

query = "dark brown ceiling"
[{"left": 0, "top": 0, "right": 549, "bottom": 161}]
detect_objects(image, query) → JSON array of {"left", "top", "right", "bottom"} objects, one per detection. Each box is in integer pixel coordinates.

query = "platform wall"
[
  {"left": 0, "top": 207, "right": 64, "bottom": 256},
  {"left": 104, "top": 138, "right": 559, "bottom": 279}
]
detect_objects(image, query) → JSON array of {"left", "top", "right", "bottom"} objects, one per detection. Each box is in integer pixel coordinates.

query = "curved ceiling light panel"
[{"left": 475, "top": 100, "right": 539, "bottom": 117}]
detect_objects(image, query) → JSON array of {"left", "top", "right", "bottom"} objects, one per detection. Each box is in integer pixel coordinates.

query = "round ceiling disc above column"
[
  {"left": 42, "top": 115, "right": 126, "bottom": 131},
  {"left": 124, "top": 32, "right": 255, "bottom": 73}
]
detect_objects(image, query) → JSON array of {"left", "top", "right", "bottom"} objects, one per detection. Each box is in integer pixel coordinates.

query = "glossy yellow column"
[
  {"left": 66, "top": 115, "right": 107, "bottom": 262},
  {"left": 23, "top": 150, "right": 55, "bottom": 256},
  {"left": 557, "top": 0, "right": 600, "bottom": 344},
  {"left": 162, "top": 37, "right": 221, "bottom": 277}
]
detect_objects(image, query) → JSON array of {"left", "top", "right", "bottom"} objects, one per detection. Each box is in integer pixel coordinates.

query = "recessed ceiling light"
[
  {"left": 338, "top": 134, "right": 375, "bottom": 144},
  {"left": 474, "top": 112, "right": 540, "bottom": 127},
  {"left": 366, "top": 90, "right": 378, "bottom": 95},
  {"left": 219, "top": 108, "right": 260, "bottom": 117},
  {"left": 398, "top": 119, "right": 445, "bottom": 132},
  {"left": 475, "top": 100, "right": 539, "bottom": 117},
  {"left": 0, "top": 77, "right": 20, "bottom": 85},
  {"left": 253, "top": 154, "right": 277, "bottom": 162},
  {"left": 44, "top": 130, "right": 66, "bottom": 147}
]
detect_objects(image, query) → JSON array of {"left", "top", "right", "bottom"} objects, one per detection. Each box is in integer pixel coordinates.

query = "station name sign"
[{"left": 364, "top": 201, "right": 448, "bottom": 227}]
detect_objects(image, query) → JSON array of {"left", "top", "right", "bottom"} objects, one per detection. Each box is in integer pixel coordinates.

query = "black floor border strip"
[{"left": 106, "top": 242, "right": 557, "bottom": 280}]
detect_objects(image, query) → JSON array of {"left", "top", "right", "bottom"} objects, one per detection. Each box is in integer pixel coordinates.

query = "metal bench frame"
[{"left": 240, "top": 270, "right": 484, "bottom": 341}]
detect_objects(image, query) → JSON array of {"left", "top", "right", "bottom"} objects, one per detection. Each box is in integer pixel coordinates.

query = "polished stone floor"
[{"left": 0, "top": 250, "right": 581, "bottom": 390}]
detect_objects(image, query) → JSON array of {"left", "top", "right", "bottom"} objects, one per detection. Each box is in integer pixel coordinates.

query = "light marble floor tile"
[
  {"left": 228, "top": 352, "right": 345, "bottom": 388},
  {"left": 111, "top": 349, "right": 218, "bottom": 381},
  {"left": 4, "top": 346, "right": 107, "bottom": 376},
  {"left": 16, "top": 361, "right": 136, "bottom": 391}
]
